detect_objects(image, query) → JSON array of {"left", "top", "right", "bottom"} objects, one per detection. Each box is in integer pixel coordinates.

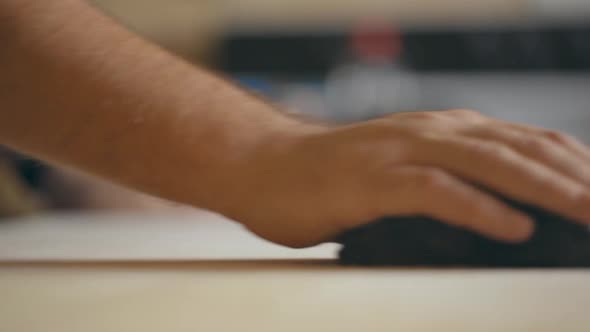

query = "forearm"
[{"left": 0, "top": 0, "right": 318, "bottom": 212}]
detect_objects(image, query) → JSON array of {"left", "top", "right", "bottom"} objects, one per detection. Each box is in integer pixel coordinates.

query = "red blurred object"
[{"left": 350, "top": 19, "right": 403, "bottom": 62}]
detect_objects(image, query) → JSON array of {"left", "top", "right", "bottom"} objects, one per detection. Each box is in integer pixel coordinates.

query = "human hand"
[{"left": 224, "top": 110, "right": 590, "bottom": 248}]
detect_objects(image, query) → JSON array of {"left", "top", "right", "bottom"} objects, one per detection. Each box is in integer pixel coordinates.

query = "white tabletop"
[{"left": 0, "top": 210, "right": 338, "bottom": 261}]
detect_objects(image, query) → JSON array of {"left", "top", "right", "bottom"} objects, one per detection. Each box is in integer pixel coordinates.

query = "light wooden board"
[
  {"left": 1, "top": 213, "right": 589, "bottom": 331},
  {"left": 1, "top": 262, "right": 589, "bottom": 332}
]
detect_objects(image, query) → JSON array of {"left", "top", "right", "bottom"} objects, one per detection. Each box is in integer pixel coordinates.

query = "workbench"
[{"left": 1, "top": 211, "right": 589, "bottom": 331}]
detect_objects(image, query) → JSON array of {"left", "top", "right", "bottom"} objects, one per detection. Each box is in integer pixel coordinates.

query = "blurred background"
[{"left": 1, "top": 0, "right": 590, "bottom": 217}]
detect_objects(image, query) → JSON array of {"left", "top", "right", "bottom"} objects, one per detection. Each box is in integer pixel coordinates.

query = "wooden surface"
[{"left": 1, "top": 212, "right": 590, "bottom": 331}]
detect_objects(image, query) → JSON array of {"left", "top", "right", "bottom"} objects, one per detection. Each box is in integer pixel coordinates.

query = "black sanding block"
[{"left": 338, "top": 203, "right": 590, "bottom": 267}]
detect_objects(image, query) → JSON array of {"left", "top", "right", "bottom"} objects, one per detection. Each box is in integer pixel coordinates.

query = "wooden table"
[{"left": 1, "top": 211, "right": 589, "bottom": 332}]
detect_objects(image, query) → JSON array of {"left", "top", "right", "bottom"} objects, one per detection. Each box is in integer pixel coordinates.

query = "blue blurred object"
[{"left": 235, "top": 75, "right": 277, "bottom": 98}]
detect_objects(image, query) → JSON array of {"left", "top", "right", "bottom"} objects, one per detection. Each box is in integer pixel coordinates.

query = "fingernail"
[{"left": 508, "top": 214, "right": 535, "bottom": 242}]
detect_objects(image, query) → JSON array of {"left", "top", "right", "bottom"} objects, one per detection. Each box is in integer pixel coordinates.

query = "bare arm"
[
  {"left": 0, "top": 0, "right": 317, "bottom": 212},
  {"left": 3, "top": 0, "right": 590, "bottom": 248}
]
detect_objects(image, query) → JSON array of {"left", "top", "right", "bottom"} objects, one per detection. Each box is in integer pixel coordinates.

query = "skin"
[{"left": 2, "top": 0, "right": 590, "bottom": 248}]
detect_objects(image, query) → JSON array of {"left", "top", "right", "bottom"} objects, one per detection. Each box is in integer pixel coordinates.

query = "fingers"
[
  {"left": 412, "top": 136, "right": 590, "bottom": 225},
  {"left": 467, "top": 124, "right": 590, "bottom": 186},
  {"left": 498, "top": 120, "right": 590, "bottom": 164},
  {"left": 376, "top": 166, "right": 534, "bottom": 242}
]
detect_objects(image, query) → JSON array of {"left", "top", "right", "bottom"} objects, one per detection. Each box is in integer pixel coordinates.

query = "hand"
[{"left": 226, "top": 110, "right": 590, "bottom": 248}]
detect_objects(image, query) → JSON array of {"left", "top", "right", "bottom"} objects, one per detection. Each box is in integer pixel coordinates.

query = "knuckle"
[
  {"left": 521, "top": 136, "right": 551, "bottom": 154},
  {"left": 412, "top": 169, "right": 450, "bottom": 190},
  {"left": 543, "top": 130, "right": 571, "bottom": 145},
  {"left": 403, "top": 111, "right": 441, "bottom": 121},
  {"left": 471, "top": 141, "right": 513, "bottom": 159},
  {"left": 443, "top": 109, "right": 482, "bottom": 118}
]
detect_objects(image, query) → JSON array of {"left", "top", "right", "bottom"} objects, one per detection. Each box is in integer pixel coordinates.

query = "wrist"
[{"left": 198, "top": 109, "right": 330, "bottom": 218}]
